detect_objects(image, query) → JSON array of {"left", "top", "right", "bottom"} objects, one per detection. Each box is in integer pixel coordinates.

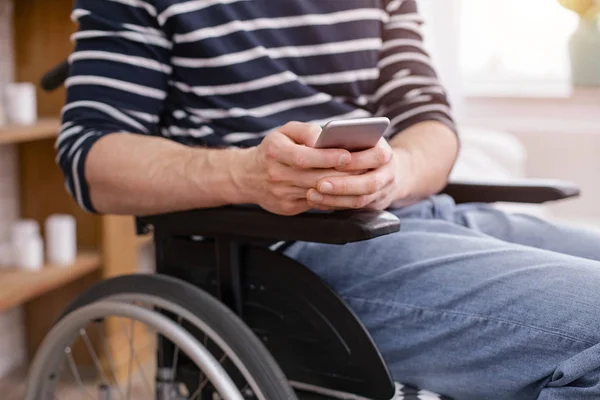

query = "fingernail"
[
  {"left": 319, "top": 181, "right": 333, "bottom": 193},
  {"left": 309, "top": 191, "right": 323, "bottom": 202},
  {"left": 338, "top": 153, "right": 350, "bottom": 165}
]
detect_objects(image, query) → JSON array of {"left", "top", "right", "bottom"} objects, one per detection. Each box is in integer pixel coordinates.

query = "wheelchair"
[
  {"left": 26, "top": 62, "right": 580, "bottom": 400},
  {"left": 24, "top": 179, "right": 579, "bottom": 400}
]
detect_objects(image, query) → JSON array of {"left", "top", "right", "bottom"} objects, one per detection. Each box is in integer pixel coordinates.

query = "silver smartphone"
[{"left": 314, "top": 117, "right": 390, "bottom": 151}]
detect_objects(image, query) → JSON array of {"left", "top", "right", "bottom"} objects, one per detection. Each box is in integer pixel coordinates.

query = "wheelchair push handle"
[{"left": 41, "top": 59, "right": 69, "bottom": 92}]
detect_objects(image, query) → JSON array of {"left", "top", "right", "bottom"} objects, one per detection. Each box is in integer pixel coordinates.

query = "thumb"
[{"left": 278, "top": 121, "right": 322, "bottom": 147}]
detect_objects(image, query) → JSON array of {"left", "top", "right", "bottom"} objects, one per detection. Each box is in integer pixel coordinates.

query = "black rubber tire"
[{"left": 57, "top": 273, "right": 298, "bottom": 400}]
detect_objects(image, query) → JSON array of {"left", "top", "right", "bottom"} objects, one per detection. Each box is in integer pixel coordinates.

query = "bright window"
[{"left": 458, "top": 0, "right": 580, "bottom": 97}]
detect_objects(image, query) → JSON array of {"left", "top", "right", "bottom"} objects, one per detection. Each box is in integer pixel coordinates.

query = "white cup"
[
  {"left": 11, "top": 219, "right": 40, "bottom": 244},
  {"left": 4, "top": 82, "right": 38, "bottom": 126},
  {"left": 14, "top": 235, "right": 44, "bottom": 271},
  {"left": 11, "top": 219, "right": 44, "bottom": 270},
  {"left": 45, "top": 214, "right": 77, "bottom": 266}
]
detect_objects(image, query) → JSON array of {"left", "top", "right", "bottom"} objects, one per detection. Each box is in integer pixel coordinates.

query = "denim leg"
[
  {"left": 452, "top": 199, "right": 600, "bottom": 262},
  {"left": 452, "top": 197, "right": 600, "bottom": 399},
  {"left": 283, "top": 197, "right": 600, "bottom": 400}
]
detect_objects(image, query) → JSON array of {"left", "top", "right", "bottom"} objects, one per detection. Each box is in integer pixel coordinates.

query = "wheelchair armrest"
[
  {"left": 442, "top": 179, "right": 580, "bottom": 204},
  {"left": 137, "top": 205, "right": 400, "bottom": 245}
]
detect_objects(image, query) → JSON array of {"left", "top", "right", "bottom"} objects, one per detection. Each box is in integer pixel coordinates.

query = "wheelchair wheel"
[{"left": 25, "top": 274, "right": 298, "bottom": 400}]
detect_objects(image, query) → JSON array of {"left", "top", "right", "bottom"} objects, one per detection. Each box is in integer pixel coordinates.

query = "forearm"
[
  {"left": 389, "top": 121, "right": 459, "bottom": 201},
  {"left": 85, "top": 133, "right": 249, "bottom": 215}
]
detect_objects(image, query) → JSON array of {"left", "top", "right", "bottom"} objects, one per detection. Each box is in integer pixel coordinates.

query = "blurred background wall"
[{"left": 0, "top": 0, "right": 27, "bottom": 378}]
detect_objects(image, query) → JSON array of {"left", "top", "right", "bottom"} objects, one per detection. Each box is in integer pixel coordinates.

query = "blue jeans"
[{"left": 283, "top": 195, "right": 600, "bottom": 400}]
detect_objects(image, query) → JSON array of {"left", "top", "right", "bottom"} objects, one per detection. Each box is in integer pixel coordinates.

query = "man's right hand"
[{"left": 236, "top": 121, "right": 354, "bottom": 216}]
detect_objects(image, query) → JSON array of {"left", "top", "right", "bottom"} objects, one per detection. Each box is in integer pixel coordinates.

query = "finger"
[
  {"left": 294, "top": 169, "right": 354, "bottom": 188},
  {"left": 268, "top": 163, "right": 361, "bottom": 188},
  {"left": 277, "top": 121, "right": 322, "bottom": 146},
  {"left": 364, "top": 194, "right": 391, "bottom": 211},
  {"left": 267, "top": 132, "right": 351, "bottom": 169},
  {"left": 315, "top": 167, "right": 394, "bottom": 196},
  {"left": 306, "top": 189, "right": 379, "bottom": 209},
  {"left": 337, "top": 139, "right": 393, "bottom": 171},
  {"left": 270, "top": 185, "right": 311, "bottom": 200}
]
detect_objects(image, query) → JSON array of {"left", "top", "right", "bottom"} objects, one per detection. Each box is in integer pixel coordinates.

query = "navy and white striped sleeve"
[
  {"left": 375, "top": 0, "right": 456, "bottom": 139},
  {"left": 57, "top": 0, "right": 171, "bottom": 213}
]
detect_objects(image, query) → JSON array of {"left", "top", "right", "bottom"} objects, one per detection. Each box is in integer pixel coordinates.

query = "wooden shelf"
[
  {"left": 136, "top": 233, "right": 154, "bottom": 248},
  {"left": 5, "top": 0, "right": 148, "bottom": 375},
  {"left": 0, "top": 252, "right": 101, "bottom": 312},
  {"left": 0, "top": 118, "right": 61, "bottom": 145}
]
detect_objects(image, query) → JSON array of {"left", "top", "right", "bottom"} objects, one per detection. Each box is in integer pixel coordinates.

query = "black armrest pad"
[
  {"left": 442, "top": 179, "right": 580, "bottom": 204},
  {"left": 138, "top": 206, "right": 400, "bottom": 245}
]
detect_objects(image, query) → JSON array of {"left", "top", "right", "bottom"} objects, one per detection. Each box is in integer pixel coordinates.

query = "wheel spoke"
[
  {"left": 197, "top": 333, "right": 209, "bottom": 395},
  {"left": 218, "top": 353, "right": 228, "bottom": 365},
  {"left": 188, "top": 385, "right": 202, "bottom": 400},
  {"left": 191, "top": 351, "right": 230, "bottom": 399},
  {"left": 96, "top": 322, "right": 125, "bottom": 400},
  {"left": 124, "top": 319, "right": 135, "bottom": 399},
  {"left": 241, "top": 384, "right": 253, "bottom": 398},
  {"left": 79, "top": 328, "right": 111, "bottom": 385},
  {"left": 120, "top": 318, "right": 154, "bottom": 396},
  {"left": 154, "top": 305, "right": 165, "bottom": 372},
  {"left": 65, "top": 347, "right": 94, "bottom": 399},
  {"left": 27, "top": 290, "right": 278, "bottom": 400},
  {"left": 171, "top": 315, "right": 183, "bottom": 380}
]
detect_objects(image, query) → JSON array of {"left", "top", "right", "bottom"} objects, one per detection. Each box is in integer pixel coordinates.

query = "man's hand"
[
  {"left": 237, "top": 121, "right": 356, "bottom": 215},
  {"left": 305, "top": 138, "right": 413, "bottom": 211},
  {"left": 305, "top": 121, "right": 458, "bottom": 211}
]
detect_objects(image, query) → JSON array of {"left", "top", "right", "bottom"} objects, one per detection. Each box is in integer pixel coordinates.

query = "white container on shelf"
[
  {"left": 11, "top": 219, "right": 40, "bottom": 245},
  {"left": 3, "top": 82, "right": 38, "bottom": 126},
  {"left": 13, "top": 234, "right": 44, "bottom": 271},
  {"left": 11, "top": 219, "right": 44, "bottom": 271},
  {"left": 45, "top": 214, "right": 77, "bottom": 266}
]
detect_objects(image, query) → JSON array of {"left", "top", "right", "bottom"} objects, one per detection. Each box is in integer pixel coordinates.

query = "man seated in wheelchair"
[{"left": 54, "top": 0, "right": 600, "bottom": 399}]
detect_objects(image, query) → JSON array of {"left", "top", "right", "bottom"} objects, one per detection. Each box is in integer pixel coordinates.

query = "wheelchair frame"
[
  {"left": 137, "top": 207, "right": 401, "bottom": 399},
  {"left": 134, "top": 180, "right": 579, "bottom": 399}
]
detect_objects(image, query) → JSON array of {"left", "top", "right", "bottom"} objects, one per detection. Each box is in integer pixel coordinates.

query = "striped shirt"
[{"left": 57, "top": 0, "right": 455, "bottom": 212}]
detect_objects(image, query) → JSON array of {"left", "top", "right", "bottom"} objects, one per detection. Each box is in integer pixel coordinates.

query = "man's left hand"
[{"left": 306, "top": 138, "right": 411, "bottom": 211}]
